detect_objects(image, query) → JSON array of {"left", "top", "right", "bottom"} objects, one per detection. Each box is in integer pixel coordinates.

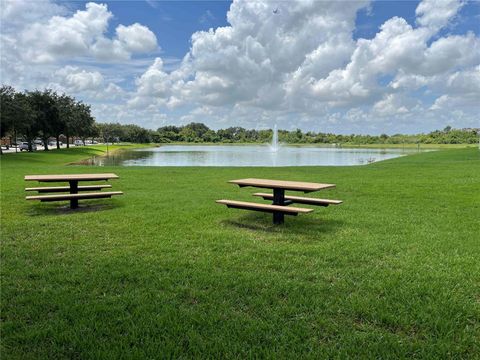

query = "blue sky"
[
  {"left": 1, "top": 0, "right": 479, "bottom": 134},
  {"left": 67, "top": 0, "right": 480, "bottom": 57},
  {"left": 100, "top": 1, "right": 232, "bottom": 58}
]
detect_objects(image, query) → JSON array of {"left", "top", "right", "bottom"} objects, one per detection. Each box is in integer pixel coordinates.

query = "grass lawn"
[{"left": 1, "top": 146, "right": 479, "bottom": 358}]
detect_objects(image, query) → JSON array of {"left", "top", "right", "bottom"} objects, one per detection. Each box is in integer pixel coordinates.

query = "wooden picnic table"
[
  {"left": 24, "top": 173, "right": 119, "bottom": 182},
  {"left": 229, "top": 178, "right": 335, "bottom": 192},
  {"left": 218, "top": 178, "right": 341, "bottom": 225},
  {"left": 25, "top": 173, "right": 121, "bottom": 209}
]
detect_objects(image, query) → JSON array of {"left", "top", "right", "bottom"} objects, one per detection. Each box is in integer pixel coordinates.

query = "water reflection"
[{"left": 81, "top": 145, "right": 425, "bottom": 167}]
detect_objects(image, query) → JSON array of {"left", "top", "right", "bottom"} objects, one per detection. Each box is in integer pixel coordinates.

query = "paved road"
[{"left": 1, "top": 143, "right": 99, "bottom": 154}]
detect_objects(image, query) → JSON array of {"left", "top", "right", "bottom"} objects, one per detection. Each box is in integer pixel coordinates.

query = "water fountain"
[{"left": 271, "top": 124, "right": 279, "bottom": 152}]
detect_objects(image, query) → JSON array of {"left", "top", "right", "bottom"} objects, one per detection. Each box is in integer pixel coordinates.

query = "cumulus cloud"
[
  {"left": 416, "top": 0, "right": 465, "bottom": 32},
  {"left": 0, "top": 0, "right": 66, "bottom": 29},
  {"left": 131, "top": 0, "right": 368, "bottom": 111},
  {"left": 12, "top": 2, "right": 158, "bottom": 63},
  {"left": 116, "top": 23, "right": 157, "bottom": 53},
  {"left": 372, "top": 93, "right": 419, "bottom": 117},
  {"left": 21, "top": 2, "right": 113, "bottom": 62},
  {"left": 54, "top": 66, "right": 104, "bottom": 92},
  {"left": 0, "top": 0, "right": 158, "bottom": 116},
  {"left": 126, "top": 0, "right": 478, "bottom": 132}
]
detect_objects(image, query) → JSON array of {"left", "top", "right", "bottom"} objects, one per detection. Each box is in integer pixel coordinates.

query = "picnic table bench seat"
[
  {"left": 253, "top": 192, "right": 342, "bottom": 206},
  {"left": 25, "top": 184, "right": 112, "bottom": 193},
  {"left": 26, "top": 191, "right": 123, "bottom": 202},
  {"left": 216, "top": 200, "right": 313, "bottom": 215}
]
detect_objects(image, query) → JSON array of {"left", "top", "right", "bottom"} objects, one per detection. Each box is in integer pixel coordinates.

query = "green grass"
[{"left": 1, "top": 146, "right": 479, "bottom": 359}]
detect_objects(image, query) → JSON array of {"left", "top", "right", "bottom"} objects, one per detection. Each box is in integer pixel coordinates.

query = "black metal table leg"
[
  {"left": 272, "top": 188, "right": 285, "bottom": 224},
  {"left": 69, "top": 180, "right": 78, "bottom": 209}
]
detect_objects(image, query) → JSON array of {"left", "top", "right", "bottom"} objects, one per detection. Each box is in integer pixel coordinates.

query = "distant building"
[
  {"left": 1, "top": 137, "right": 12, "bottom": 146},
  {"left": 462, "top": 128, "right": 480, "bottom": 133}
]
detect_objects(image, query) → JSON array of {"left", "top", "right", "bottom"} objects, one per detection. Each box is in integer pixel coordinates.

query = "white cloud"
[
  {"left": 90, "top": 38, "right": 131, "bottom": 61},
  {"left": 132, "top": 0, "right": 368, "bottom": 110},
  {"left": 15, "top": 2, "right": 158, "bottom": 63},
  {"left": 54, "top": 66, "right": 104, "bottom": 92},
  {"left": 416, "top": 0, "right": 465, "bottom": 32},
  {"left": 421, "top": 33, "right": 480, "bottom": 75},
  {"left": 116, "top": 23, "right": 158, "bottom": 53},
  {"left": 0, "top": 0, "right": 66, "bottom": 29},
  {"left": 133, "top": 0, "right": 471, "bottom": 111},
  {"left": 430, "top": 66, "right": 480, "bottom": 110},
  {"left": 21, "top": 2, "right": 112, "bottom": 63},
  {"left": 372, "top": 93, "right": 418, "bottom": 117},
  {"left": 121, "top": 0, "right": 478, "bottom": 133},
  {"left": 134, "top": 58, "right": 170, "bottom": 97}
]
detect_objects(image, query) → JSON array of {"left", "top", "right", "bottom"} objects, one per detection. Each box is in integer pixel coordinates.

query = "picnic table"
[
  {"left": 217, "top": 178, "right": 342, "bottom": 224},
  {"left": 25, "top": 173, "right": 123, "bottom": 209}
]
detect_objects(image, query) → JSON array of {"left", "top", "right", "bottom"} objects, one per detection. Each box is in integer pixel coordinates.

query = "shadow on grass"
[
  {"left": 28, "top": 201, "right": 123, "bottom": 216},
  {"left": 221, "top": 212, "right": 345, "bottom": 237}
]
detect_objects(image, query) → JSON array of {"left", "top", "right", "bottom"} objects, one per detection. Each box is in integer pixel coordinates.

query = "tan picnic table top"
[
  {"left": 228, "top": 178, "right": 335, "bottom": 192},
  {"left": 24, "top": 173, "right": 119, "bottom": 182}
]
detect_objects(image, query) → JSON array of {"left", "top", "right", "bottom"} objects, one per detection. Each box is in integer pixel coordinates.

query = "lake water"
[{"left": 81, "top": 145, "right": 423, "bottom": 167}]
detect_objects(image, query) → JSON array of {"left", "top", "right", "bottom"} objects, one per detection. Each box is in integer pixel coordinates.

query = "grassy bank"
[{"left": 1, "top": 146, "right": 479, "bottom": 358}]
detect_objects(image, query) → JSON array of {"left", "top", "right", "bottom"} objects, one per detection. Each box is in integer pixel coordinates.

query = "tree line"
[
  {"left": 102, "top": 122, "right": 477, "bottom": 145},
  {"left": 0, "top": 86, "right": 96, "bottom": 153},
  {"left": 153, "top": 123, "right": 478, "bottom": 145}
]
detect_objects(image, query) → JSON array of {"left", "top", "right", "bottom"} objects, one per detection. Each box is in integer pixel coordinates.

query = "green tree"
[
  {"left": 27, "top": 89, "right": 59, "bottom": 151},
  {"left": 72, "top": 102, "right": 96, "bottom": 144},
  {"left": 55, "top": 94, "right": 77, "bottom": 148},
  {"left": 14, "top": 92, "right": 36, "bottom": 152},
  {"left": 0, "top": 85, "right": 16, "bottom": 154},
  {"left": 98, "top": 123, "right": 125, "bottom": 144}
]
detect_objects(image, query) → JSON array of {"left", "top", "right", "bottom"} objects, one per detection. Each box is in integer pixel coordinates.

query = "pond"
[{"left": 80, "top": 145, "right": 424, "bottom": 167}]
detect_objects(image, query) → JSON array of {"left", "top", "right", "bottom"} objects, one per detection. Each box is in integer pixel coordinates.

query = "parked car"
[
  {"left": 74, "top": 140, "right": 84, "bottom": 146},
  {"left": 48, "top": 141, "right": 62, "bottom": 147},
  {"left": 19, "top": 142, "right": 37, "bottom": 151},
  {"left": 34, "top": 139, "right": 43, "bottom": 145}
]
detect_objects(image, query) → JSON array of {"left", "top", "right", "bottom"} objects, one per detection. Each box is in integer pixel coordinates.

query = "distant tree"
[
  {"left": 157, "top": 125, "right": 181, "bottom": 142},
  {"left": 55, "top": 94, "right": 77, "bottom": 148},
  {"left": 14, "top": 92, "right": 36, "bottom": 151},
  {"left": 0, "top": 85, "right": 16, "bottom": 154},
  {"left": 180, "top": 122, "right": 210, "bottom": 142},
  {"left": 72, "top": 102, "right": 96, "bottom": 144},
  {"left": 123, "top": 124, "right": 151, "bottom": 143},
  {"left": 27, "top": 89, "right": 59, "bottom": 151},
  {"left": 98, "top": 123, "right": 124, "bottom": 144}
]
